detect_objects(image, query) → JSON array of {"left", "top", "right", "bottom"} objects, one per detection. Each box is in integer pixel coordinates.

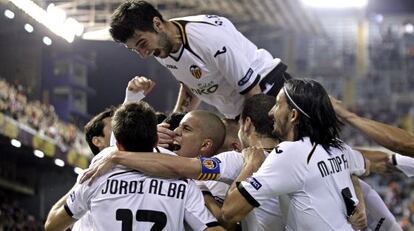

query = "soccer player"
[
  {"left": 81, "top": 95, "right": 287, "bottom": 231},
  {"left": 222, "top": 79, "right": 363, "bottom": 230},
  {"left": 44, "top": 102, "right": 222, "bottom": 231},
  {"left": 110, "top": 0, "right": 291, "bottom": 120}
]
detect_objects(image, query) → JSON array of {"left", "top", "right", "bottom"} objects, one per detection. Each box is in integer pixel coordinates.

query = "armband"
[{"left": 197, "top": 157, "right": 220, "bottom": 181}]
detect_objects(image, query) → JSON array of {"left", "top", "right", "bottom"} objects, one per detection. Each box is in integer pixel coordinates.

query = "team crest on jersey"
[
  {"left": 190, "top": 65, "right": 202, "bottom": 79},
  {"left": 202, "top": 159, "right": 218, "bottom": 170}
]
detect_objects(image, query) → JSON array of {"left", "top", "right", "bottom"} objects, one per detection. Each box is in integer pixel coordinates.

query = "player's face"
[
  {"left": 125, "top": 30, "right": 174, "bottom": 59},
  {"left": 173, "top": 114, "right": 204, "bottom": 158},
  {"left": 101, "top": 117, "right": 112, "bottom": 149},
  {"left": 268, "top": 90, "right": 291, "bottom": 141}
]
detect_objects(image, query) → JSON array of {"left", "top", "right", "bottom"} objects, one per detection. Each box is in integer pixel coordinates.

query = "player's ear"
[
  {"left": 200, "top": 139, "right": 213, "bottom": 153},
  {"left": 243, "top": 117, "right": 252, "bottom": 133},
  {"left": 153, "top": 17, "right": 163, "bottom": 32},
  {"left": 92, "top": 136, "right": 105, "bottom": 151},
  {"left": 290, "top": 109, "right": 299, "bottom": 123}
]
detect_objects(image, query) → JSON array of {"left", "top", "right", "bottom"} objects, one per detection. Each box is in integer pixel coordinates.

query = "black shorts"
[{"left": 259, "top": 62, "right": 292, "bottom": 97}]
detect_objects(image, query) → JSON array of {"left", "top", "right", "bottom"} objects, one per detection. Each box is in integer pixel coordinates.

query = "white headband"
[{"left": 283, "top": 86, "right": 311, "bottom": 119}]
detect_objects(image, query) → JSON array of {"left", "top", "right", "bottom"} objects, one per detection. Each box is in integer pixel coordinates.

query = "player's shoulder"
[
  {"left": 155, "top": 146, "right": 177, "bottom": 156},
  {"left": 90, "top": 146, "right": 118, "bottom": 165},
  {"left": 273, "top": 138, "right": 314, "bottom": 156},
  {"left": 214, "top": 150, "right": 241, "bottom": 161}
]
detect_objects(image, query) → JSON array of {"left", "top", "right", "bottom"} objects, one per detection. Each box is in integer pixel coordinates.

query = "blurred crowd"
[
  {"left": 0, "top": 78, "right": 88, "bottom": 154},
  {"left": 0, "top": 192, "right": 43, "bottom": 231}
]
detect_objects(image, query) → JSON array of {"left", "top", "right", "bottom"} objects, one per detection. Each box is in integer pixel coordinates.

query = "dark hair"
[
  {"left": 156, "top": 112, "right": 167, "bottom": 124},
  {"left": 283, "top": 79, "right": 343, "bottom": 152},
  {"left": 112, "top": 102, "right": 158, "bottom": 152},
  {"left": 163, "top": 112, "right": 187, "bottom": 130},
  {"left": 241, "top": 94, "right": 276, "bottom": 139},
  {"left": 110, "top": 0, "right": 164, "bottom": 43},
  {"left": 84, "top": 107, "right": 116, "bottom": 155}
]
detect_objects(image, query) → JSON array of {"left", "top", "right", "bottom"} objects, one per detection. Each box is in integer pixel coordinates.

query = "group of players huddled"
[{"left": 44, "top": 1, "right": 414, "bottom": 230}]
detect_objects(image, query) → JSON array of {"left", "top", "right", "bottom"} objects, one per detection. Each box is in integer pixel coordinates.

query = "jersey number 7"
[{"left": 116, "top": 209, "right": 167, "bottom": 231}]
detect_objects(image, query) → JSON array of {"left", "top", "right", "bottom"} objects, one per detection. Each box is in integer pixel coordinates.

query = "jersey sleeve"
[
  {"left": 347, "top": 148, "right": 366, "bottom": 176},
  {"left": 215, "top": 151, "right": 244, "bottom": 184},
  {"left": 65, "top": 183, "right": 93, "bottom": 220},
  {"left": 189, "top": 16, "right": 261, "bottom": 95},
  {"left": 239, "top": 143, "right": 304, "bottom": 207},
  {"left": 184, "top": 180, "right": 220, "bottom": 231}
]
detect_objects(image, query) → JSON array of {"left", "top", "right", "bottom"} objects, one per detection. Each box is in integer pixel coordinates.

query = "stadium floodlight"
[
  {"left": 74, "top": 167, "right": 83, "bottom": 175},
  {"left": 82, "top": 27, "right": 110, "bottom": 40},
  {"left": 8, "top": 0, "right": 83, "bottom": 43},
  {"left": 43, "top": 36, "right": 52, "bottom": 45},
  {"left": 10, "top": 139, "right": 21, "bottom": 148},
  {"left": 33, "top": 149, "right": 44, "bottom": 158},
  {"left": 24, "top": 23, "right": 34, "bottom": 33},
  {"left": 404, "top": 23, "right": 414, "bottom": 34},
  {"left": 4, "top": 9, "right": 15, "bottom": 19},
  {"left": 300, "top": 0, "right": 368, "bottom": 9},
  {"left": 54, "top": 158, "right": 65, "bottom": 167}
]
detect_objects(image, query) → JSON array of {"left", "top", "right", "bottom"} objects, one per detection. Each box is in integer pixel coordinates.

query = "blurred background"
[{"left": 0, "top": 0, "right": 413, "bottom": 230}]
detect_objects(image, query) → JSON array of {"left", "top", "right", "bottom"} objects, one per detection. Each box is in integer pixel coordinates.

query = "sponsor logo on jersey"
[
  {"left": 190, "top": 81, "right": 219, "bottom": 95},
  {"left": 214, "top": 46, "right": 227, "bottom": 58},
  {"left": 275, "top": 146, "right": 283, "bottom": 154},
  {"left": 190, "top": 65, "right": 202, "bottom": 79},
  {"left": 247, "top": 177, "right": 262, "bottom": 190},
  {"left": 70, "top": 191, "right": 76, "bottom": 202},
  {"left": 238, "top": 68, "right": 254, "bottom": 86},
  {"left": 166, "top": 64, "right": 178, "bottom": 69}
]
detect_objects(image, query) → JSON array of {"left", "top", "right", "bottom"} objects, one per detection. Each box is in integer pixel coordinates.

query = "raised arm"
[
  {"left": 331, "top": 97, "right": 414, "bottom": 157},
  {"left": 81, "top": 151, "right": 202, "bottom": 185},
  {"left": 173, "top": 83, "right": 201, "bottom": 113}
]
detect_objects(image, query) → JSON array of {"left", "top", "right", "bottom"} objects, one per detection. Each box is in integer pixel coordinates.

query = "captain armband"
[{"left": 197, "top": 157, "right": 221, "bottom": 181}]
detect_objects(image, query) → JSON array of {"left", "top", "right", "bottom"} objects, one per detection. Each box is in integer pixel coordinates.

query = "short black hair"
[
  {"left": 241, "top": 94, "right": 276, "bottom": 139},
  {"left": 110, "top": 0, "right": 164, "bottom": 43},
  {"left": 112, "top": 102, "right": 158, "bottom": 152},
  {"left": 283, "top": 79, "right": 343, "bottom": 152},
  {"left": 84, "top": 107, "right": 116, "bottom": 155},
  {"left": 163, "top": 112, "right": 187, "bottom": 131}
]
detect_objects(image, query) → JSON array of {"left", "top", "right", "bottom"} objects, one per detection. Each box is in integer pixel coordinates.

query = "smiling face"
[
  {"left": 124, "top": 29, "right": 174, "bottom": 59},
  {"left": 173, "top": 113, "right": 205, "bottom": 158},
  {"left": 268, "top": 90, "right": 292, "bottom": 141}
]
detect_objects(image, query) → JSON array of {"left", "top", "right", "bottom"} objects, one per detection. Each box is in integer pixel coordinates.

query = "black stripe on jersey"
[
  {"left": 170, "top": 20, "right": 213, "bottom": 64},
  {"left": 306, "top": 143, "right": 317, "bottom": 164},
  {"left": 64, "top": 203, "right": 74, "bottom": 217},
  {"left": 155, "top": 147, "right": 160, "bottom": 153},
  {"left": 239, "top": 74, "right": 261, "bottom": 95},
  {"left": 206, "top": 221, "right": 220, "bottom": 227},
  {"left": 236, "top": 182, "right": 260, "bottom": 207},
  {"left": 108, "top": 170, "right": 141, "bottom": 179}
]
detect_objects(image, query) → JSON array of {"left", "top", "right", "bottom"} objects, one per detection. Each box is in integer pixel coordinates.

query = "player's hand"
[
  {"left": 157, "top": 123, "right": 175, "bottom": 148},
  {"left": 242, "top": 146, "right": 266, "bottom": 172},
  {"left": 127, "top": 76, "right": 155, "bottom": 96},
  {"left": 370, "top": 159, "right": 398, "bottom": 175},
  {"left": 348, "top": 203, "right": 367, "bottom": 230},
  {"left": 329, "top": 96, "right": 354, "bottom": 121},
  {"left": 80, "top": 153, "right": 116, "bottom": 185}
]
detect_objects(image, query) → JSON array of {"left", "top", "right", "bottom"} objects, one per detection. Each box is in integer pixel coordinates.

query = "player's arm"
[
  {"left": 81, "top": 150, "right": 203, "bottom": 184},
  {"left": 44, "top": 202, "right": 76, "bottom": 231},
  {"left": 221, "top": 147, "right": 266, "bottom": 223},
  {"left": 348, "top": 175, "right": 367, "bottom": 230},
  {"left": 331, "top": 97, "right": 414, "bottom": 156},
  {"left": 173, "top": 83, "right": 200, "bottom": 113}
]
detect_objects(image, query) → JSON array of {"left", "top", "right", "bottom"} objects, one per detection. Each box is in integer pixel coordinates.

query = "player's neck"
[
  {"left": 249, "top": 135, "right": 277, "bottom": 151},
  {"left": 165, "top": 21, "right": 182, "bottom": 53}
]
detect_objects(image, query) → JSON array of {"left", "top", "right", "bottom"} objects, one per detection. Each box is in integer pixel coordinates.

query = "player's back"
[
  {"left": 284, "top": 138, "right": 357, "bottom": 230},
  {"left": 89, "top": 167, "right": 209, "bottom": 230}
]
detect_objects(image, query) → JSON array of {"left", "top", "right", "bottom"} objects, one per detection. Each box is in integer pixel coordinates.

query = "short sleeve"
[
  {"left": 65, "top": 183, "right": 92, "bottom": 220},
  {"left": 239, "top": 144, "right": 304, "bottom": 207},
  {"left": 348, "top": 148, "right": 366, "bottom": 176},
  {"left": 215, "top": 151, "right": 244, "bottom": 184},
  {"left": 184, "top": 180, "right": 219, "bottom": 231}
]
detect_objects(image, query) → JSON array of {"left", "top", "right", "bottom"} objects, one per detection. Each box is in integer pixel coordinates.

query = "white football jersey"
[
  {"left": 203, "top": 151, "right": 284, "bottom": 231},
  {"left": 155, "top": 15, "right": 280, "bottom": 118},
  {"left": 239, "top": 137, "right": 359, "bottom": 231},
  {"left": 65, "top": 147, "right": 217, "bottom": 231}
]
